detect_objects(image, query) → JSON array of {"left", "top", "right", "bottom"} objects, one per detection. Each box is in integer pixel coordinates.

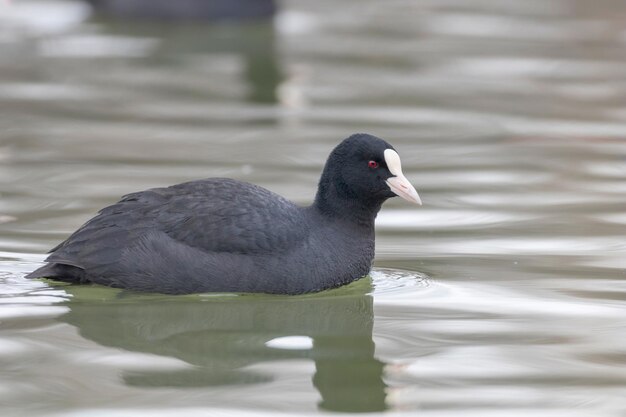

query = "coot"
[{"left": 27, "top": 133, "right": 421, "bottom": 294}]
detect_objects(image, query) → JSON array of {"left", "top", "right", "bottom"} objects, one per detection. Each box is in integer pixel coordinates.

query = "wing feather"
[{"left": 46, "top": 178, "right": 306, "bottom": 271}]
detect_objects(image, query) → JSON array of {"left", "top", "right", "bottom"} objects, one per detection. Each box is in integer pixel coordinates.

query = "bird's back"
[{"left": 29, "top": 178, "right": 314, "bottom": 293}]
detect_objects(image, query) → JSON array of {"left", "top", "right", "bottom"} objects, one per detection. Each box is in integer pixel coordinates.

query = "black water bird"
[
  {"left": 27, "top": 134, "right": 421, "bottom": 294},
  {"left": 85, "top": 0, "right": 277, "bottom": 21}
]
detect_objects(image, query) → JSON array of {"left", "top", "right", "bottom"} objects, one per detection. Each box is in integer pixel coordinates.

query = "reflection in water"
[
  {"left": 58, "top": 279, "right": 387, "bottom": 413},
  {"left": 97, "top": 20, "right": 283, "bottom": 104}
]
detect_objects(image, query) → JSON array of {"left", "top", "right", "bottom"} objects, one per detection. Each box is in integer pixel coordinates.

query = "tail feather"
[{"left": 26, "top": 263, "right": 87, "bottom": 283}]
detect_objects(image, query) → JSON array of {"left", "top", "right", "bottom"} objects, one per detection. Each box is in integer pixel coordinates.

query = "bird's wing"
[
  {"left": 47, "top": 178, "right": 307, "bottom": 270},
  {"left": 157, "top": 178, "right": 306, "bottom": 254}
]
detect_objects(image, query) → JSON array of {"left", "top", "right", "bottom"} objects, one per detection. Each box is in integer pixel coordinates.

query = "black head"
[{"left": 314, "top": 133, "right": 421, "bottom": 220}]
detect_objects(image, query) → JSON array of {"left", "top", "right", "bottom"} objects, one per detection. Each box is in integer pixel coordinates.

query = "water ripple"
[{"left": 377, "top": 209, "right": 536, "bottom": 230}]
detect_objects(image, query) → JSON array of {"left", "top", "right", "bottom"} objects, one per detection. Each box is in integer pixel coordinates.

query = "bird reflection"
[
  {"left": 58, "top": 279, "right": 387, "bottom": 412},
  {"left": 92, "top": 17, "right": 282, "bottom": 104}
]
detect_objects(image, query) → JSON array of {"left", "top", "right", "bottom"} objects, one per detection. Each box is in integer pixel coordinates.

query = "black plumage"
[{"left": 27, "top": 133, "right": 420, "bottom": 294}]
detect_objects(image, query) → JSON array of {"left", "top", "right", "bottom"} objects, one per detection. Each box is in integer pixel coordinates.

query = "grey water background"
[{"left": 1, "top": 0, "right": 626, "bottom": 415}]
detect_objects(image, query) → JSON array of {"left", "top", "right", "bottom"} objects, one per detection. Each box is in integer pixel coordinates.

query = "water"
[{"left": 1, "top": 0, "right": 626, "bottom": 415}]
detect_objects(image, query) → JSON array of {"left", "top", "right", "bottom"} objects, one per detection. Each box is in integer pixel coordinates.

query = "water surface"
[{"left": 1, "top": 0, "right": 626, "bottom": 416}]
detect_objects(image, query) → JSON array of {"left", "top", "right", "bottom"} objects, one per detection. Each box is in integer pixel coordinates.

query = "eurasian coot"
[{"left": 27, "top": 133, "right": 421, "bottom": 294}]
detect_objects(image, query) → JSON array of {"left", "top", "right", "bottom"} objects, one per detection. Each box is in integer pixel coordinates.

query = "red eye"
[{"left": 368, "top": 160, "right": 379, "bottom": 169}]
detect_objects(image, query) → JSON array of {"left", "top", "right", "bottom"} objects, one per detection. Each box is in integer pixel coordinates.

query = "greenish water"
[{"left": 1, "top": 0, "right": 626, "bottom": 416}]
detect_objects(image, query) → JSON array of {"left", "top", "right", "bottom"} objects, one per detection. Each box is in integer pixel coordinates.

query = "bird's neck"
[{"left": 313, "top": 180, "right": 382, "bottom": 228}]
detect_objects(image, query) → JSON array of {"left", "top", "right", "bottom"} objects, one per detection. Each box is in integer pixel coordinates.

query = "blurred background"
[{"left": 1, "top": 0, "right": 626, "bottom": 416}]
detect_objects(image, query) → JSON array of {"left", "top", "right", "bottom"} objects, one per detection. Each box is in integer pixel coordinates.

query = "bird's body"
[{"left": 27, "top": 134, "right": 421, "bottom": 294}]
